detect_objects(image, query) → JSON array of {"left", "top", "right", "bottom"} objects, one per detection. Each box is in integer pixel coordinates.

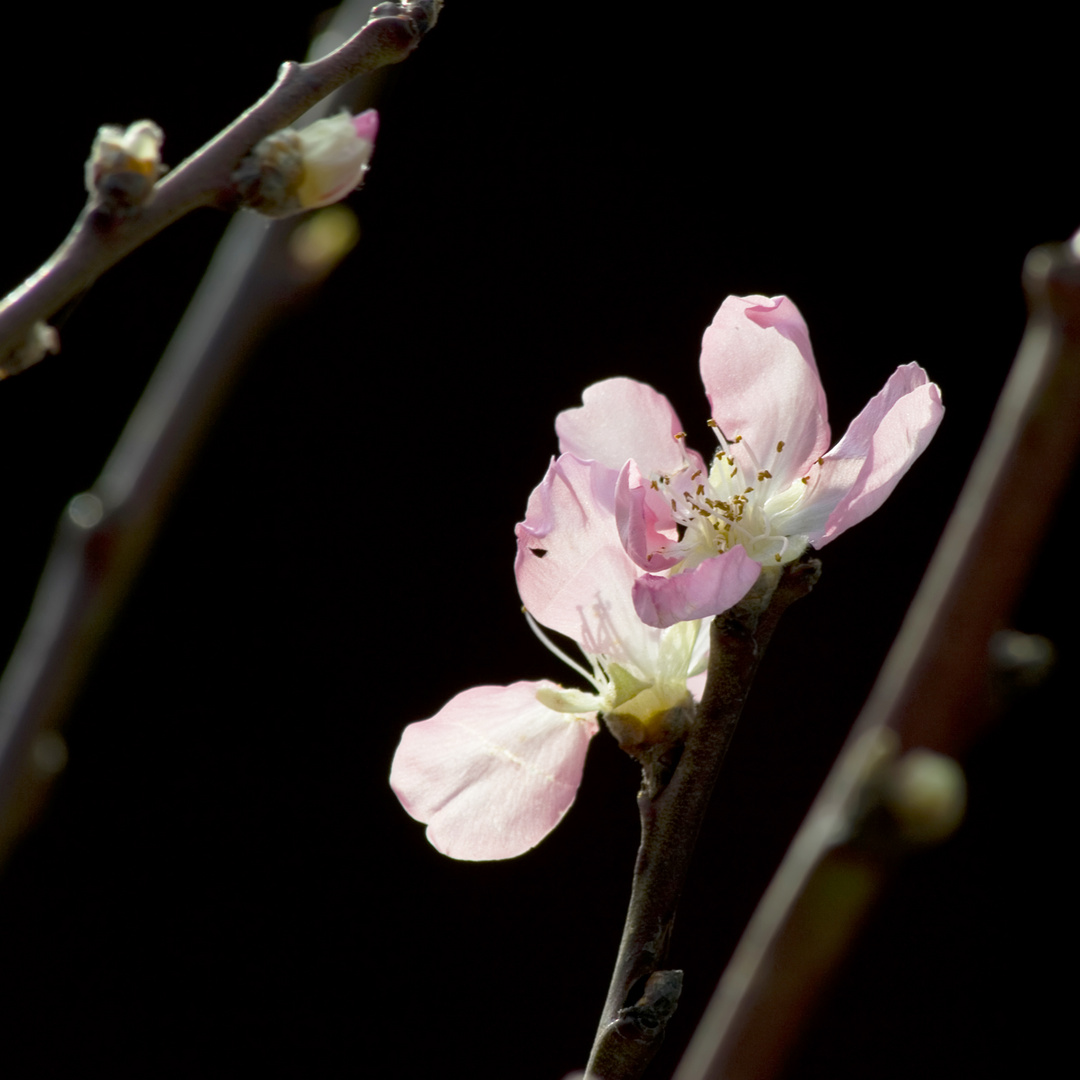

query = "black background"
[{"left": 0, "top": 5, "right": 1070, "bottom": 1077}]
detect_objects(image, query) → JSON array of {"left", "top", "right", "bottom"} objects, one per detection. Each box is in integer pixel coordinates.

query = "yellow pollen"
[
  {"left": 758, "top": 470, "right": 772, "bottom": 481},
  {"left": 707, "top": 419, "right": 718, "bottom": 428},
  {"left": 776, "top": 441, "right": 785, "bottom": 452},
  {"left": 817, "top": 457, "right": 824, "bottom": 466},
  {"left": 774, "top": 553, "right": 782, "bottom": 562},
  {"left": 734, "top": 435, "right": 742, "bottom": 443},
  {"left": 730, "top": 467, "right": 738, "bottom": 478},
  {"left": 674, "top": 431, "right": 687, "bottom": 440},
  {"left": 801, "top": 476, "right": 810, "bottom": 484}
]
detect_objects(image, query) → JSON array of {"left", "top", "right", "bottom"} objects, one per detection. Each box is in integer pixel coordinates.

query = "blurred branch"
[
  {"left": 0, "top": 0, "right": 440, "bottom": 376},
  {"left": 585, "top": 560, "right": 822, "bottom": 1080},
  {"left": 0, "top": 0, "right": 413, "bottom": 866},
  {"left": 671, "top": 235, "right": 1080, "bottom": 1080}
]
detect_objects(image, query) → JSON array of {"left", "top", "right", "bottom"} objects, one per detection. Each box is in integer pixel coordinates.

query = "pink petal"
[
  {"left": 631, "top": 547, "right": 763, "bottom": 629},
  {"left": 614, "top": 459, "right": 682, "bottom": 572},
  {"left": 812, "top": 364, "right": 944, "bottom": 545},
  {"left": 700, "top": 295, "right": 830, "bottom": 487},
  {"left": 556, "top": 378, "right": 690, "bottom": 475},
  {"left": 390, "top": 681, "right": 598, "bottom": 861},
  {"left": 515, "top": 454, "right": 666, "bottom": 672},
  {"left": 351, "top": 108, "right": 379, "bottom": 141}
]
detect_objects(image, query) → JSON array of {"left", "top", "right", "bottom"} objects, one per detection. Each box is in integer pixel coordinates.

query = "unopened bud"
[
  {"left": 236, "top": 110, "right": 379, "bottom": 219},
  {"left": 882, "top": 748, "right": 966, "bottom": 845},
  {"left": 85, "top": 119, "right": 165, "bottom": 211},
  {"left": 0, "top": 321, "right": 60, "bottom": 378}
]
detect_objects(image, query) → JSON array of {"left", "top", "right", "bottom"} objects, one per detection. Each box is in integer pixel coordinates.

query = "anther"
[
  {"left": 743, "top": 487, "right": 754, "bottom": 494},
  {"left": 730, "top": 467, "right": 738, "bottom": 478},
  {"left": 801, "top": 476, "right": 810, "bottom": 484},
  {"left": 674, "top": 431, "right": 687, "bottom": 440},
  {"left": 774, "top": 553, "right": 782, "bottom": 562},
  {"left": 757, "top": 470, "right": 772, "bottom": 481},
  {"left": 776, "top": 441, "right": 785, "bottom": 452},
  {"left": 691, "top": 470, "right": 701, "bottom": 480}
]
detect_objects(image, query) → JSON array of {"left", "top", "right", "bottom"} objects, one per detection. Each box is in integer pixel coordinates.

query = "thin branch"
[
  {"left": 670, "top": 235, "right": 1080, "bottom": 1080},
  {"left": 0, "top": 0, "right": 413, "bottom": 865},
  {"left": 0, "top": 0, "right": 440, "bottom": 375},
  {"left": 584, "top": 559, "right": 822, "bottom": 1080}
]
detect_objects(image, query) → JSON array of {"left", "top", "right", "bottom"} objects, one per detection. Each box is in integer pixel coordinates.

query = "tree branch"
[
  {"left": 0, "top": 0, "right": 419, "bottom": 866},
  {"left": 585, "top": 559, "right": 822, "bottom": 1080},
  {"left": 670, "top": 235, "right": 1080, "bottom": 1080},
  {"left": 0, "top": 0, "right": 440, "bottom": 376}
]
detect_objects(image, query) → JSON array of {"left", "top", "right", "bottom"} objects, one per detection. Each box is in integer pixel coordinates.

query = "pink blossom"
[
  {"left": 390, "top": 454, "right": 712, "bottom": 861},
  {"left": 562, "top": 295, "right": 944, "bottom": 629}
]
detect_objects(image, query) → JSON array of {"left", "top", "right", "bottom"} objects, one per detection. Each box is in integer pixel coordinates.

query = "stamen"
[
  {"left": 776, "top": 440, "right": 785, "bottom": 452},
  {"left": 524, "top": 609, "right": 600, "bottom": 689},
  {"left": 757, "top": 470, "right": 772, "bottom": 481},
  {"left": 674, "top": 431, "right": 687, "bottom": 440}
]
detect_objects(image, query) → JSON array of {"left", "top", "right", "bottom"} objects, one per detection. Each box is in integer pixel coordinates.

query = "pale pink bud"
[
  {"left": 295, "top": 110, "right": 379, "bottom": 210},
  {"left": 235, "top": 110, "right": 379, "bottom": 218}
]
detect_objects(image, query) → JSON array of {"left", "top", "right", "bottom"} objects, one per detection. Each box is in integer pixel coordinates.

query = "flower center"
[{"left": 650, "top": 424, "right": 818, "bottom": 570}]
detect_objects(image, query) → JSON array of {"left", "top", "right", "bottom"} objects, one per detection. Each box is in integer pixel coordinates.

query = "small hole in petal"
[{"left": 530, "top": 548, "right": 548, "bottom": 558}]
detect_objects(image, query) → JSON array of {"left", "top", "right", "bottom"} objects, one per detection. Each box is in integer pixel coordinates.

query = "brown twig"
[
  {"left": 584, "top": 559, "right": 823, "bottom": 1080},
  {"left": 670, "top": 236, "right": 1080, "bottom": 1080},
  {"left": 0, "top": 0, "right": 440, "bottom": 375}
]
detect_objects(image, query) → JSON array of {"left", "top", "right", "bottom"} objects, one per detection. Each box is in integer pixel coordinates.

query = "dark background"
[{"left": 0, "top": 5, "right": 1069, "bottom": 1077}]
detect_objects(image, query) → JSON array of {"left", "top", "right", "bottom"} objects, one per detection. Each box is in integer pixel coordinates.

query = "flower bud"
[
  {"left": 1, "top": 321, "right": 60, "bottom": 378},
  {"left": 85, "top": 119, "right": 165, "bottom": 211},
  {"left": 235, "top": 110, "right": 379, "bottom": 219}
]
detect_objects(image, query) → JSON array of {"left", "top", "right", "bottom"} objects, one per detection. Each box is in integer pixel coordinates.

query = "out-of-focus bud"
[
  {"left": 235, "top": 110, "right": 379, "bottom": 219},
  {"left": 882, "top": 748, "right": 967, "bottom": 845},
  {"left": 85, "top": 120, "right": 166, "bottom": 211},
  {"left": 0, "top": 321, "right": 60, "bottom": 378}
]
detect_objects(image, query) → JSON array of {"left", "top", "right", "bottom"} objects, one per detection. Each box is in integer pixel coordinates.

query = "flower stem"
[{"left": 584, "top": 557, "right": 822, "bottom": 1080}]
